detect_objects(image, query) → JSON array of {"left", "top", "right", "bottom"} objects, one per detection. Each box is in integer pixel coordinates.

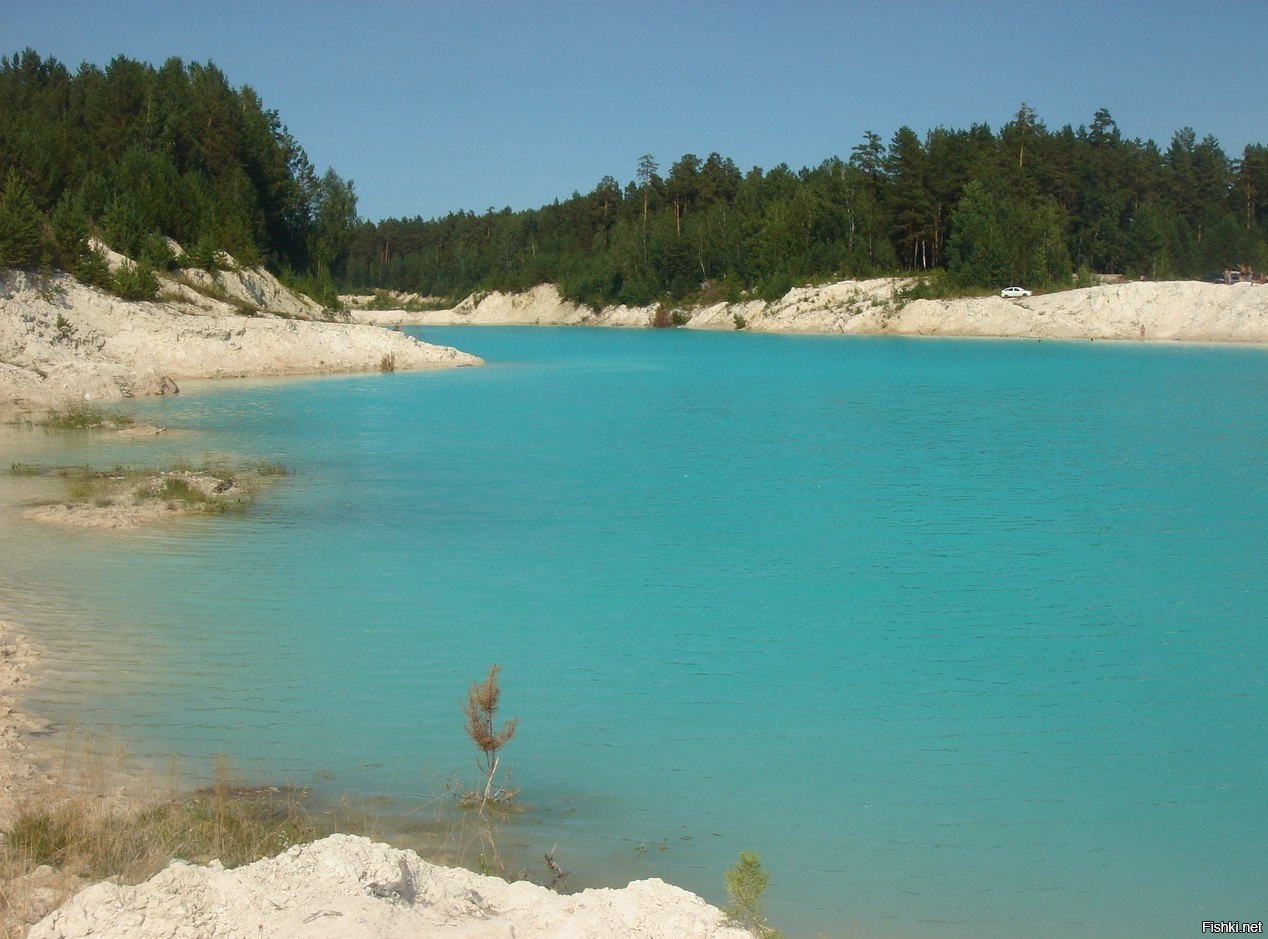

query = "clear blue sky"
[{"left": 6, "top": 0, "right": 1266, "bottom": 222}]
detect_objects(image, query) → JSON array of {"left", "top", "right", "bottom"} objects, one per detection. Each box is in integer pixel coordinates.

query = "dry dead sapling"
[{"left": 459, "top": 664, "right": 520, "bottom": 811}]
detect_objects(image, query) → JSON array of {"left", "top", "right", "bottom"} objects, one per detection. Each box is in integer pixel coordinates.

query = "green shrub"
[
  {"left": 178, "top": 233, "right": 226, "bottom": 272},
  {"left": 65, "top": 477, "right": 96, "bottom": 501},
  {"left": 136, "top": 477, "right": 202, "bottom": 503},
  {"left": 112, "top": 260, "right": 159, "bottom": 301},
  {"left": 54, "top": 314, "right": 77, "bottom": 343},
  {"left": 895, "top": 272, "right": 984, "bottom": 301},
  {"left": 139, "top": 234, "right": 178, "bottom": 272},
  {"left": 758, "top": 273, "right": 794, "bottom": 302},
  {"left": 100, "top": 193, "right": 147, "bottom": 259},
  {"left": 44, "top": 405, "right": 107, "bottom": 429},
  {"left": 277, "top": 268, "right": 343, "bottom": 315},
  {"left": 365, "top": 290, "right": 400, "bottom": 311},
  {"left": 6, "top": 809, "right": 77, "bottom": 868},
  {"left": 74, "top": 243, "right": 113, "bottom": 288}
]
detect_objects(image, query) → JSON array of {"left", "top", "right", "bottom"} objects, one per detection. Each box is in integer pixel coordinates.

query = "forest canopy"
[
  {"left": 3, "top": 49, "right": 1267, "bottom": 309},
  {"left": 0, "top": 49, "right": 354, "bottom": 304},
  {"left": 346, "top": 105, "right": 1268, "bottom": 307}
]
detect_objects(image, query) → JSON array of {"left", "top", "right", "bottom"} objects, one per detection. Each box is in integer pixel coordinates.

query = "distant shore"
[
  {"left": 347, "top": 278, "right": 1268, "bottom": 345},
  {"left": 6, "top": 267, "right": 1268, "bottom": 420}
]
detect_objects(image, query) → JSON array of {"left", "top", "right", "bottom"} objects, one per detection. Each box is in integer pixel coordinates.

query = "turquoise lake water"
[{"left": 1, "top": 327, "right": 1266, "bottom": 937}]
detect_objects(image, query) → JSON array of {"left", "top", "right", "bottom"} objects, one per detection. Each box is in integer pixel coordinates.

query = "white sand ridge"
[
  {"left": 352, "top": 278, "right": 1268, "bottom": 342},
  {"left": 0, "top": 251, "right": 481, "bottom": 415}
]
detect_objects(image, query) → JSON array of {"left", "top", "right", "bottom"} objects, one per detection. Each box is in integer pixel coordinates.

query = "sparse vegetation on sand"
[
  {"left": 358, "top": 289, "right": 452, "bottom": 313},
  {"left": 0, "top": 755, "right": 320, "bottom": 937},
  {"left": 40, "top": 405, "right": 134, "bottom": 431},
  {"left": 16, "top": 459, "right": 290, "bottom": 528}
]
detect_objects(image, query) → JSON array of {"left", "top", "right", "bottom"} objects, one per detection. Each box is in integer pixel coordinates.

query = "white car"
[{"left": 1001, "top": 286, "right": 1032, "bottom": 298}]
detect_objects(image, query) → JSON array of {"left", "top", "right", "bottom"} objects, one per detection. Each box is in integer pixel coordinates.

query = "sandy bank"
[
  {"left": 0, "top": 266, "right": 481, "bottom": 415},
  {"left": 22, "top": 469, "right": 262, "bottom": 530},
  {"left": 351, "top": 278, "right": 1268, "bottom": 343},
  {"left": 0, "top": 619, "right": 51, "bottom": 828},
  {"left": 30, "top": 833, "right": 751, "bottom": 939}
]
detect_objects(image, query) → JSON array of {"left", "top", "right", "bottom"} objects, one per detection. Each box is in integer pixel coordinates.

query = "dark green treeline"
[
  {"left": 4, "top": 47, "right": 1267, "bottom": 308},
  {"left": 0, "top": 49, "right": 355, "bottom": 303},
  {"left": 348, "top": 105, "right": 1268, "bottom": 306}
]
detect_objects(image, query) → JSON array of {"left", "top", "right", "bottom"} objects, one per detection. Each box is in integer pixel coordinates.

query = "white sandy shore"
[
  {"left": 0, "top": 265, "right": 480, "bottom": 417},
  {"left": 350, "top": 278, "right": 1268, "bottom": 343}
]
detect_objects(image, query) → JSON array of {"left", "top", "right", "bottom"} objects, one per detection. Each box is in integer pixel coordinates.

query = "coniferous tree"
[
  {"left": 885, "top": 126, "right": 934, "bottom": 269},
  {"left": 946, "top": 181, "right": 1009, "bottom": 287},
  {"left": 0, "top": 168, "right": 43, "bottom": 268},
  {"left": 50, "top": 190, "right": 91, "bottom": 271}
]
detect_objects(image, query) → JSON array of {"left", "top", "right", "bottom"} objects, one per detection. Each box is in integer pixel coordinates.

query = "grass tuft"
[
  {"left": 0, "top": 754, "right": 322, "bottom": 937},
  {"left": 42, "top": 406, "right": 105, "bottom": 430},
  {"left": 251, "top": 460, "right": 290, "bottom": 477},
  {"left": 35, "top": 459, "right": 289, "bottom": 522},
  {"left": 41, "top": 407, "right": 134, "bottom": 430}
]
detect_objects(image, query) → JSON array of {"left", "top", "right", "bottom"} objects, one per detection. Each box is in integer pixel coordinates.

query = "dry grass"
[{"left": 0, "top": 753, "right": 321, "bottom": 938}]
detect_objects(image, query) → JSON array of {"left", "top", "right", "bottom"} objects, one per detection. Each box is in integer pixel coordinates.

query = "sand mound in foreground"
[{"left": 30, "top": 834, "right": 751, "bottom": 939}]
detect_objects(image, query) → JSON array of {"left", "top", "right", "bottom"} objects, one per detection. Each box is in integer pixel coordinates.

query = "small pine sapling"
[{"left": 724, "top": 851, "right": 779, "bottom": 938}]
